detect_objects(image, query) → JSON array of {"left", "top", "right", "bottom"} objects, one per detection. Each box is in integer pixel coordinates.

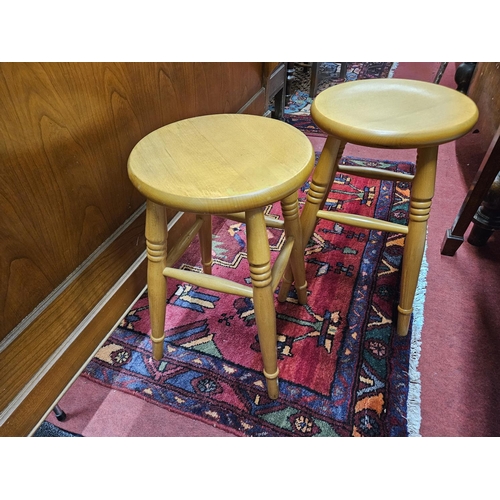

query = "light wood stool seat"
[
  {"left": 279, "top": 78, "right": 478, "bottom": 336},
  {"left": 128, "top": 113, "right": 315, "bottom": 399}
]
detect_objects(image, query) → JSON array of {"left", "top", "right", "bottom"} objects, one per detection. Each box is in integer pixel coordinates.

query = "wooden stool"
[
  {"left": 128, "top": 114, "right": 315, "bottom": 399},
  {"left": 278, "top": 78, "right": 478, "bottom": 336}
]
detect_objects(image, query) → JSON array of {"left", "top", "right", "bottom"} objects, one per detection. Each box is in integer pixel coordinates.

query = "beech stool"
[
  {"left": 278, "top": 78, "right": 478, "bottom": 336},
  {"left": 128, "top": 114, "right": 315, "bottom": 399}
]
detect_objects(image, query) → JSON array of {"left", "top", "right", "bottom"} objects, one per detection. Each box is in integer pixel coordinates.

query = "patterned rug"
[
  {"left": 283, "top": 62, "right": 396, "bottom": 136},
  {"left": 33, "top": 421, "right": 82, "bottom": 437},
  {"left": 83, "top": 148, "right": 418, "bottom": 437}
]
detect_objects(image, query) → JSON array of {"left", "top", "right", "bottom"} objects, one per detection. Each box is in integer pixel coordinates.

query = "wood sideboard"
[{"left": 0, "top": 62, "right": 283, "bottom": 436}]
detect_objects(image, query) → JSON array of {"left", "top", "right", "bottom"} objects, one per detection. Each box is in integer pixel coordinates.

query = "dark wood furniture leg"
[
  {"left": 441, "top": 125, "right": 500, "bottom": 255},
  {"left": 455, "top": 63, "right": 477, "bottom": 93},
  {"left": 266, "top": 63, "right": 287, "bottom": 120},
  {"left": 467, "top": 170, "right": 500, "bottom": 245},
  {"left": 285, "top": 62, "right": 295, "bottom": 100},
  {"left": 433, "top": 62, "right": 448, "bottom": 84},
  {"left": 310, "top": 62, "right": 319, "bottom": 97}
]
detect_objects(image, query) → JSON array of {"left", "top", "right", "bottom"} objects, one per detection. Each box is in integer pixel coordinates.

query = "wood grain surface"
[
  {"left": 0, "top": 62, "right": 263, "bottom": 340},
  {"left": 0, "top": 62, "right": 267, "bottom": 435}
]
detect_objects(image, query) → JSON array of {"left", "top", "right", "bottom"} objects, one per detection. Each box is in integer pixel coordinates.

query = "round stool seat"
[
  {"left": 311, "top": 78, "right": 479, "bottom": 149},
  {"left": 128, "top": 114, "right": 315, "bottom": 214}
]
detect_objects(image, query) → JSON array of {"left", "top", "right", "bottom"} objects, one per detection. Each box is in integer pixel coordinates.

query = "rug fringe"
[
  {"left": 406, "top": 239, "right": 426, "bottom": 437},
  {"left": 388, "top": 62, "right": 399, "bottom": 78}
]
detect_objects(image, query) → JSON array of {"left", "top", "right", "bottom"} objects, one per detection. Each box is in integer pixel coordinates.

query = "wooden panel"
[
  {"left": 0, "top": 62, "right": 264, "bottom": 341},
  {"left": 0, "top": 62, "right": 267, "bottom": 435}
]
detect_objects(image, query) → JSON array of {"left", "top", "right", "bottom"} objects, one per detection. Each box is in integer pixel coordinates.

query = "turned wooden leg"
[
  {"left": 197, "top": 214, "right": 213, "bottom": 274},
  {"left": 278, "top": 192, "right": 308, "bottom": 304},
  {"left": 145, "top": 200, "right": 168, "bottom": 360},
  {"left": 467, "top": 171, "right": 500, "bottom": 246},
  {"left": 279, "top": 136, "right": 344, "bottom": 300},
  {"left": 246, "top": 208, "right": 279, "bottom": 399},
  {"left": 397, "top": 147, "right": 437, "bottom": 336}
]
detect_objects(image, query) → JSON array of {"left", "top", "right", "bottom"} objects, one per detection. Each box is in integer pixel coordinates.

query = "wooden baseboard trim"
[{"left": 0, "top": 204, "right": 193, "bottom": 435}]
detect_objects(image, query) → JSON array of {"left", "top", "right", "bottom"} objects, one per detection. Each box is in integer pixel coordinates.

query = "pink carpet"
[{"left": 46, "top": 62, "right": 500, "bottom": 437}]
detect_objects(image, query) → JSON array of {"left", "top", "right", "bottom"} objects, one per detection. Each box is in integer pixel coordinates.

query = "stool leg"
[
  {"left": 146, "top": 200, "right": 168, "bottom": 360},
  {"left": 197, "top": 214, "right": 213, "bottom": 274},
  {"left": 279, "top": 136, "right": 344, "bottom": 299},
  {"left": 301, "top": 136, "right": 345, "bottom": 248},
  {"left": 246, "top": 208, "right": 279, "bottom": 399},
  {"left": 278, "top": 192, "right": 308, "bottom": 304},
  {"left": 397, "top": 146, "right": 437, "bottom": 336}
]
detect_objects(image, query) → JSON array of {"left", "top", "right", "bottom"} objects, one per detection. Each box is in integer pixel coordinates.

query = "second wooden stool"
[{"left": 279, "top": 78, "right": 478, "bottom": 336}]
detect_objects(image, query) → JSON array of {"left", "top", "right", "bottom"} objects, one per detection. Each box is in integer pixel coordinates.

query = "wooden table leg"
[{"left": 441, "top": 125, "right": 500, "bottom": 256}]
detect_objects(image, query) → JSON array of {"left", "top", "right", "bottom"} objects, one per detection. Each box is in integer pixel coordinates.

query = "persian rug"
[
  {"left": 33, "top": 421, "right": 82, "bottom": 437},
  {"left": 82, "top": 151, "right": 420, "bottom": 437},
  {"left": 283, "top": 62, "right": 397, "bottom": 135},
  {"left": 284, "top": 62, "right": 396, "bottom": 115}
]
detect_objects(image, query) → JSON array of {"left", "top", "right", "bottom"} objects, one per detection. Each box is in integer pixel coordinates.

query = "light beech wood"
[
  {"left": 311, "top": 78, "right": 479, "bottom": 149},
  {"left": 397, "top": 147, "right": 437, "bottom": 335},
  {"left": 317, "top": 210, "right": 410, "bottom": 234},
  {"left": 145, "top": 200, "right": 168, "bottom": 360},
  {"left": 128, "top": 114, "right": 314, "bottom": 213},
  {"left": 338, "top": 165, "right": 414, "bottom": 183},
  {"left": 279, "top": 136, "right": 344, "bottom": 301},
  {"left": 197, "top": 214, "right": 213, "bottom": 274},
  {"left": 163, "top": 268, "right": 254, "bottom": 298},
  {"left": 283, "top": 78, "right": 478, "bottom": 336},
  {"left": 128, "top": 114, "right": 315, "bottom": 399},
  {"left": 223, "top": 211, "right": 285, "bottom": 229},
  {"left": 270, "top": 237, "right": 295, "bottom": 293}
]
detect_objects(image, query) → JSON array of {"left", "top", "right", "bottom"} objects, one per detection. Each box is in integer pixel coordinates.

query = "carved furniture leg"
[
  {"left": 455, "top": 63, "right": 477, "bottom": 94},
  {"left": 397, "top": 147, "right": 437, "bottom": 336},
  {"left": 441, "top": 126, "right": 500, "bottom": 255},
  {"left": 467, "top": 171, "right": 500, "bottom": 246},
  {"left": 246, "top": 208, "right": 279, "bottom": 399},
  {"left": 145, "top": 200, "right": 168, "bottom": 360}
]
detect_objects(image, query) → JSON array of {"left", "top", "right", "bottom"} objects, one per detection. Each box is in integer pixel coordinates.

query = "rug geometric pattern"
[{"left": 83, "top": 153, "right": 416, "bottom": 437}]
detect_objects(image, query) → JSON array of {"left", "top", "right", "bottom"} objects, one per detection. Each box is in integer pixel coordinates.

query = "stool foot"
[
  {"left": 397, "top": 306, "right": 412, "bottom": 336},
  {"left": 152, "top": 336, "right": 165, "bottom": 360},
  {"left": 263, "top": 368, "right": 280, "bottom": 400},
  {"left": 441, "top": 228, "right": 464, "bottom": 256},
  {"left": 277, "top": 273, "right": 293, "bottom": 302},
  {"left": 53, "top": 404, "right": 67, "bottom": 422},
  {"left": 295, "top": 281, "right": 308, "bottom": 305}
]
